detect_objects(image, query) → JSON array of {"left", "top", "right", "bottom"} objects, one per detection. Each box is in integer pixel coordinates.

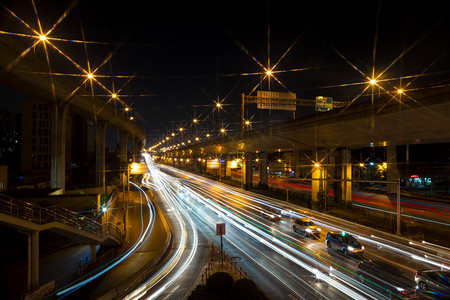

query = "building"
[{"left": 21, "top": 99, "right": 95, "bottom": 187}]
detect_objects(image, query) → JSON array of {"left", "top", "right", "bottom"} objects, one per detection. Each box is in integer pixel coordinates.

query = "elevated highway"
[
  {"left": 171, "top": 84, "right": 450, "bottom": 155},
  {"left": 0, "top": 34, "right": 146, "bottom": 190}
]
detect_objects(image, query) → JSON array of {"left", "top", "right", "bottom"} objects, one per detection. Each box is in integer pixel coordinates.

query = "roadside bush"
[
  {"left": 230, "top": 278, "right": 269, "bottom": 300},
  {"left": 206, "top": 272, "right": 234, "bottom": 297}
]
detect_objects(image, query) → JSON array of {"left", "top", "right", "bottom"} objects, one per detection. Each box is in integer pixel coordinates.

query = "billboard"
[{"left": 256, "top": 91, "right": 296, "bottom": 111}]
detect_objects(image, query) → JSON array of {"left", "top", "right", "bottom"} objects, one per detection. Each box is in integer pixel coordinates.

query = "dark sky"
[{"left": 0, "top": 0, "right": 449, "bottom": 148}]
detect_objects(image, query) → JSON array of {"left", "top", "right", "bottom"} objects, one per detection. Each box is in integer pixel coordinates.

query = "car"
[
  {"left": 415, "top": 269, "right": 450, "bottom": 296},
  {"left": 326, "top": 231, "right": 364, "bottom": 255},
  {"left": 261, "top": 210, "right": 281, "bottom": 221},
  {"left": 293, "top": 218, "right": 321, "bottom": 237},
  {"left": 356, "top": 258, "right": 417, "bottom": 299}
]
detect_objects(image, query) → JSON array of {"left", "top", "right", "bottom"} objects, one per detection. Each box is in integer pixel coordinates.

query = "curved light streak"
[
  {"left": 57, "top": 182, "right": 155, "bottom": 297},
  {"left": 124, "top": 154, "right": 198, "bottom": 300}
]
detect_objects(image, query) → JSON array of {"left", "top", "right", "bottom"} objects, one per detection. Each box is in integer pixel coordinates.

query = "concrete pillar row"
[
  {"left": 51, "top": 102, "right": 69, "bottom": 191},
  {"left": 95, "top": 121, "right": 107, "bottom": 189}
]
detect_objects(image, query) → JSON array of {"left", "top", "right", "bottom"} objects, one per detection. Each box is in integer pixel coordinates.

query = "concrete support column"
[
  {"left": 258, "top": 153, "right": 268, "bottom": 189},
  {"left": 51, "top": 102, "right": 69, "bottom": 191},
  {"left": 27, "top": 231, "right": 39, "bottom": 291},
  {"left": 292, "top": 150, "right": 299, "bottom": 178},
  {"left": 387, "top": 145, "right": 398, "bottom": 195},
  {"left": 90, "top": 244, "right": 97, "bottom": 262},
  {"left": 119, "top": 132, "right": 128, "bottom": 165},
  {"left": 131, "top": 139, "right": 141, "bottom": 162},
  {"left": 96, "top": 121, "right": 107, "bottom": 189},
  {"left": 339, "top": 148, "right": 352, "bottom": 202},
  {"left": 311, "top": 149, "right": 327, "bottom": 204},
  {"left": 119, "top": 132, "right": 128, "bottom": 189},
  {"left": 242, "top": 153, "right": 253, "bottom": 190}
]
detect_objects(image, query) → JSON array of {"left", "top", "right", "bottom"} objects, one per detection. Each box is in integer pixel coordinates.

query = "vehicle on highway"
[
  {"left": 415, "top": 269, "right": 450, "bottom": 296},
  {"left": 292, "top": 218, "right": 321, "bottom": 237},
  {"left": 261, "top": 210, "right": 281, "bottom": 221},
  {"left": 326, "top": 231, "right": 364, "bottom": 255},
  {"left": 356, "top": 258, "right": 418, "bottom": 299}
]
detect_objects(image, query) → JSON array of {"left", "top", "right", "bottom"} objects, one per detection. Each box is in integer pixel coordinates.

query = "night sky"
[{"left": 0, "top": 0, "right": 449, "bottom": 147}]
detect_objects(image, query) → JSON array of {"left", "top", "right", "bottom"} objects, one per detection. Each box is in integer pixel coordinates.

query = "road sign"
[
  {"left": 315, "top": 96, "right": 333, "bottom": 111},
  {"left": 256, "top": 91, "right": 297, "bottom": 111},
  {"left": 216, "top": 223, "right": 226, "bottom": 235}
]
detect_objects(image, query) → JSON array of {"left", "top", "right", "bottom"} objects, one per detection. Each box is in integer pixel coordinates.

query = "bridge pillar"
[
  {"left": 119, "top": 132, "right": 128, "bottom": 164},
  {"left": 96, "top": 121, "right": 107, "bottom": 189},
  {"left": 90, "top": 244, "right": 97, "bottom": 262},
  {"left": 311, "top": 149, "right": 328, "bottom": 208},
  {"left": 258, "top": 153, "right": 268, "bottom": 189},
  {"left": 340, "top": 148, "right": 352, "bottom": 203},
  {"left": 386, "top": 146, "right": 398, "bottom": 195},
  {"left": 27, "top": 231, "right": 39, "bottom": 291},
  {"left": 51, "top": 103, "right": 69, "bottom": 191},
  {"left": 242, "top": 153, "right": 253, "bottom": 190}
]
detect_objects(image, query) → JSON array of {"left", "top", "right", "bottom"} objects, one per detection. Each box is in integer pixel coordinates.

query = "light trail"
[
  {"left": 124, "top": 154, "right": 198, "bottom": 300},
  {"left": 57, "top": 182, "right": 155, "bottom": 297},
  {"left": 158, "top": 166, "right": 371, "bottom": 299},
  {"left": 161, "top": 164, "right": 450, "bottom": 298}
]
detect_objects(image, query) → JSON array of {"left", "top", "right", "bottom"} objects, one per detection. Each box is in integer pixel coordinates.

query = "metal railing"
[{"left": 0, "top": 194, "right": 123, "bottom": 244}]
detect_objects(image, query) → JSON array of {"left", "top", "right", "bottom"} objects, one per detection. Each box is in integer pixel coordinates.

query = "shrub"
[
  {"left": 230, "top": 278, "right": 269, "bottom": 300},
  {"left": 206, "top": 272, "right": 234, "bottom": 297}
]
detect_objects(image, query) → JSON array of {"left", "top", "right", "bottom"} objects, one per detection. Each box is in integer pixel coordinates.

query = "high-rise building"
[{"left": 0, "top": 106, "right": 21, "bottom": 171}]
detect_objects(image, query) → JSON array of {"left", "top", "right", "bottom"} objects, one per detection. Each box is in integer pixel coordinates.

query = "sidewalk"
[{"left": 90, "top": 190, "right": 171, "bottom": 299}]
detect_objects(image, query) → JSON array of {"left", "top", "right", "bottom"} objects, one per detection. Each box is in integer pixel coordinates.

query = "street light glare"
[
  {"left": 87, "top": 73, "right": 94, "bottom": 79},
  {"left": 397, "top": 89, "right": 404, "bottom": 94},
  {"left": 266, "top": 69, "right": 272, "bottom": 76},
  {"left": 369, "top": 79, "right": 376, "bottom": 85},
  {"left": 39, "top": 35, "right": 47, "bottom": 41}
]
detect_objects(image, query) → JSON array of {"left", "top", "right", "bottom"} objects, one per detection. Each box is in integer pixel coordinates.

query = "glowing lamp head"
[
  {"left": 124, "top": 107, "right": 129, "bottom": 112},
  {"left": 87, "top": 73, "right": 94, "bottom": 79},
  {"left": 266, "top": 69, "right": 272, "bottom": 76},
  {"left": 101, "top": 206, "right": 107, "bottom": 213},
  {"left": 314, "top": 163, "right": 320, "bottom": 167},
  {"left": 220, "top": 128, "right": 225, "bottom": 133},
  {"left": 111, "top": 93, "right": 117, "bottom": 98},
  {"left": 39, "top": 35, "right": 47, "bottom": 41},
  {"left": 193, "top": 119, "right": 198, "bottom": 123},
  {"left": 216, "top": 102, "right": 222, "bottom": 108},
  {"left": 245, "top": 120, "right": 250, "bottom": 125},
  {"left": 129, "top": 116, "right": 134, "bottom": 120},
  {"left": 179, "top": 127, "right": 183, "bottom": 131},
  {"left": 369, "top": 79, "right": 376, "bottom": 85},
  {"left": 397, "top": 89, "right": 404, "bottom": 94}
]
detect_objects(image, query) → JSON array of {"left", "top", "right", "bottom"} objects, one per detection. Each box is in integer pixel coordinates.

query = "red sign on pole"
[{"left": 216, "top": 223, "right": 226, "bottom": 236}]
